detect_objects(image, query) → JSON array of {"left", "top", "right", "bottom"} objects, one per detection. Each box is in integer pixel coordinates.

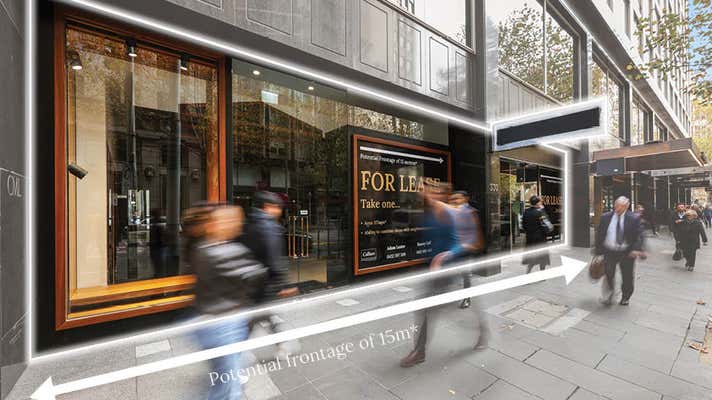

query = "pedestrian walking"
[
  {"left": 187, "top": 204, "right": 267, "bottom": 400},
  {"left": 448, "top": 190, "right": 488, "bottom": 348},
  {"left": 448, "top": 191, "right": 485, "bottom": 309},
  {"left": 400, "top": 181, "right": 461, "bottom": 368},
  {"left": 677, "top": 209, "right": 708, "bottom": 271},
  {"left": 594, "top": 196, "right": 645, "bottom": 306},
  {"left": 703, "top": 205, "right": 712, "bottom": 229},
  {"left": 240, "top": 191, "right": 300, "bottom": 359},
  {"left": 521, "top": 195, "right": 554, "bottom": 273},
  {"left": 671, "top": 203, "right": 687, "bottom": 254}
]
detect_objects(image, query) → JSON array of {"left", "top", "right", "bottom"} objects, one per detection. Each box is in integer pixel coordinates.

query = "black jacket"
[
  {"left": 671, "top": 211, "right": 686, "bottom": 236},
  {"left": 678, "top": 219, "right": 708, "bottom": 250},
  {"left": 240, "top": 208, "right": 289, "bottom": 300},
  {"left": 193, "top": 240, "right": 266, "bottom": 315},
  {"left": 522, "top": 206, "right": 552, "bottom": 245},
  {"left": 594, "top": 211, "right": 643, "bottom": 255}
]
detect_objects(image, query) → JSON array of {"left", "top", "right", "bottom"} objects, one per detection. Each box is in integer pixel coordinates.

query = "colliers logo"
[{"left": 360, "top": 248, "right": 378, "bottom": 262}]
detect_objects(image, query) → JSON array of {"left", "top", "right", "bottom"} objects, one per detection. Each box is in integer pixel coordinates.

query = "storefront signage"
[{"left": 352, "top": 134, "right": 451, "bottom": 275}]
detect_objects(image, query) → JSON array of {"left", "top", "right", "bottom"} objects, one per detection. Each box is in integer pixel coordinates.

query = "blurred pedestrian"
[
  {"left": 448, "top": 190, "right": 488, "bottom": 348},
  {"left": 187, "top": 204, "right": 267, "bottom": 400},
  {"left": 594, "top": 196, "right": 645, "bottom": 306},
  {"left": 521, "top": 196, "right": 554, "bottom": 273},
  {"left": 240, "top": 191, "right": 299, "bottom": 359},
  {"left": 678, "top": 209, "right": 708, "bottom": 271},
  {"left": 400, "top": 181, "right": 461, "bottom": 368},
  {"left": 704, "top": 205, "right": 712, "bottom": 229}
]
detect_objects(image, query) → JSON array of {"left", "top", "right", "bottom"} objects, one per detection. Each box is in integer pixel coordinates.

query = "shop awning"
[{"left": 592, "top": 138, "right": 706, "bottom": 173}]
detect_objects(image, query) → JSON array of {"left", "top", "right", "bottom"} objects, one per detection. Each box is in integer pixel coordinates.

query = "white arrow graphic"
[
  {"left": 360, "top": 146, "right": 444, "bottom": 164},
  {"left": 31, "top": 256, "right": 586, "bottom": 400}
]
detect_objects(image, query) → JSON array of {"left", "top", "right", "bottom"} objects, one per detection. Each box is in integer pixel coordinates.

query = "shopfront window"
[
  {"left": 63, "top": 25, "right": 219, "bottom": 320},
  {"left": 232, "top": 60, "right": 442, "bottom": 289},
  {"left": 491, "top": 0, "right": 575, "bottom": 102}
]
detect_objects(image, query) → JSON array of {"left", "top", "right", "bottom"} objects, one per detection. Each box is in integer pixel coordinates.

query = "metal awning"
[{"left": 592, "top": 138, "right": 705, "bottom": 172}]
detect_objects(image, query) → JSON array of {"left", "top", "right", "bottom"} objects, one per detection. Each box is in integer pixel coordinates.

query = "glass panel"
[
  {"left": 545, "top": 10, "right": 574, "bottom": 102},
  {"left": 491, "top": 0, "right": 545, "bottom": 93},
  {"left": 65, "top": 27, "right": 218, "bottom": 299},
  {"left": 232, "top": 60, "right": 438, "bottom": 291},
  {"left": 387, "top": 0, "right": 468, "bottom": 45},
  {"left": 591, "top": 60, "right": 622, "bottom": 150}
]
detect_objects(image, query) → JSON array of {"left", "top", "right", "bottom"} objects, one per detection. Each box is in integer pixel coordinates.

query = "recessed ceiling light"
[
  {"left": 252, "top": 70, "right": 261, "bottom": 76},
  {"left": 308, "top": 85, "right": 315, "bottom": 91}
]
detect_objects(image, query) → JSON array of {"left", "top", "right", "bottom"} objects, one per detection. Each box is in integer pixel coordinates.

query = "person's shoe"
[
  {"left": 619, "top": 299, "right": 630, "bottom": 306},
  {"left": 474, "top": 336, "right": 488, "bottom": 350},
  {"left": 459, "top": 298, "right": 471, "bottom": 309},
  {"left": 687, "top": 265, "right": 694, "bottom": 271},
  {"left": 399, "top": 350, "right": 425, "bottom": 368},
  {"left": 599, "top": 296, "right": 613, "bottom": 306}
]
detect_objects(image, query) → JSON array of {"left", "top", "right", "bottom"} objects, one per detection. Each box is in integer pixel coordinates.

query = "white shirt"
[{"left": 604, "top": 212, "right": 626, "bottom": 251}]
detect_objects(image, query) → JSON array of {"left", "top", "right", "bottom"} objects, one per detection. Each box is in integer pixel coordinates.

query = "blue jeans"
[{"left": 196, "top": 317, "right": 249, "bottom": 400}]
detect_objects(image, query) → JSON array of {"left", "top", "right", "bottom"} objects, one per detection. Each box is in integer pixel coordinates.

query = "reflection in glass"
[
  {"left": 231, "top": 61, "right": 432, "bottom": 291},
  {"left": 65, "top": 27, "right": 218, "bottom": 297},
  {"left": 494, "top": 0, "right": 545, "bottom": 93},
  {"left": 590, "top": 60, "right": 622, "bottom": 152},
  {"left": 545, "top": 11, "right": 574, "bottom": 102}
]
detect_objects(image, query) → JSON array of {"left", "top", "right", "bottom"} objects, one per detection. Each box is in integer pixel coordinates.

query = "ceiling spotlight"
[
  {"left": 308, "top": 85, "right": 315, "bottom": 91},
  {"left": 179, "top": 54, "right": 189, "bottom": 71},
  {"left": 67, "top": 49, "right": 83, "bottom": 71},
  {"left": 252, "top": 70, "right": 261, "bottom": 76},
  {"left": 126, "top": 39, "right": 138, "bottom": 58}
]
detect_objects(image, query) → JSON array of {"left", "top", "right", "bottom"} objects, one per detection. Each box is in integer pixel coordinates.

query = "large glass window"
[
  {"left": 590, "top": 59, "right": 623, "bottom": 151},
  {"left": 491, "top": 0, "right": 575, "bottom": 102},
  {"left": 64, "top": 26, "right": 219, "bottom": 317},
  {"left": 630, "top": 98, "right": 649, "bottom": 145},
  {"left": 232, "top": 61, "right": 444, "bottom": 289}
]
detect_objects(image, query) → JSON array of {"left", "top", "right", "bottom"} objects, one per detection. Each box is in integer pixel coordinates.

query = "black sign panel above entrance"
[
  {"left": 352, "top": 134, "right": 451, "bottom": 275},
  {"left": 492, "top": 99, "right": 606, "bottom": 151}
]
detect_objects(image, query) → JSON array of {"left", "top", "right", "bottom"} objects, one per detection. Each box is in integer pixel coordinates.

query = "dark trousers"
[
  {"left": 682, "top": 248, "right": 697, "bottom": 267},
  {"left": 603, "top": 251, "right": 635, "bottom": 301}
]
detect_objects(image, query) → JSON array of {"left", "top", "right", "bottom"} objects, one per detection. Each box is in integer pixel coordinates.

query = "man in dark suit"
[
  {"left": 594, "top": 196, "right": 646, "bottom": 306},
  {"left": 671, "top": 203, "right": 687, "bottom": 251}
]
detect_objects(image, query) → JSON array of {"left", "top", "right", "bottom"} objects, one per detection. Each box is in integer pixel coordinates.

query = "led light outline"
[{"left": 26, "top": 0, "right": 588, "bottom": 362}]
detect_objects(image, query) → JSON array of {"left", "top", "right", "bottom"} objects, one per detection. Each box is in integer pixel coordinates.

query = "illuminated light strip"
[
  {"left": 31, "top": 256, "right": 588, "bottom": 399},
  {"left": 28, "top": 0, "right": 591, "bottom": 362},
  {"left": 57, "top": 0, "right": 491, "bottom": 133},
  {"left": 26, "top": 0, "right": 36, "bottom": 361}
]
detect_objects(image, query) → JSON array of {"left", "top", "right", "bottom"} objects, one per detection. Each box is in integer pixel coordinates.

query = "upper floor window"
[
  {"left": 491, "top": 0, "right": 576, "bottom": 102},
  {"left": 590, "top": 58, "right": 624, "bottom": 151},
  {"left": 387, "top": 0, "right": 468, "bottom": 46}
]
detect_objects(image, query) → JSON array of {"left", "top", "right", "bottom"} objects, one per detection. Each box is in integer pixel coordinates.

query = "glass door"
[{"left": 232, "top": 62, "right": 349, "bottom": 291}]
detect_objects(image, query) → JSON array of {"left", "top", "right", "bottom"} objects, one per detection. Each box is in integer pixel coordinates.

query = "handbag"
[
  {"left": 672, "top": 248, "right": 682, "bottom": 261},
  {"left": 588, "top": 255, "right": 605, "bottom": 281}
]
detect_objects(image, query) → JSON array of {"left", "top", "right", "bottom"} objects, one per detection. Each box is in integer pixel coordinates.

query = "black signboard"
[{"left": 352, "top": 134, "right": 451, "bottom": 275}]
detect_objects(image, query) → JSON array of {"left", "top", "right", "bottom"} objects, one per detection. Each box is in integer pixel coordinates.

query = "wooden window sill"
[{"left": 70, "top": 275, "right": 197, "bottom": 307}]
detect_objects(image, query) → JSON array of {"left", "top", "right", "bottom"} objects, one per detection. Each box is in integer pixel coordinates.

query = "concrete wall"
[{"left": 0, "top": 0, "right": 27, "bottom": 397}]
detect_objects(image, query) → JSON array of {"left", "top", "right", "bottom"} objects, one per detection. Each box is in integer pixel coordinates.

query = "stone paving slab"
[
  {"left": 526, "top": 350, "right": 660, "bottom": 400},
  {"left": 597, "top": 354, "right": 712, "bottom": 400},
  {"left": 473, "top": 379, "right": 537, "bottom": 400},
  {"left": 464, "top": 349, "right": 577, "bottom": 400}
]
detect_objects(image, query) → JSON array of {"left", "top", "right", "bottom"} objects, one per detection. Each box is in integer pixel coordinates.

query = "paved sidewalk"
[{"left": 8, "top": 232, "right": 712, "bottom": 400}]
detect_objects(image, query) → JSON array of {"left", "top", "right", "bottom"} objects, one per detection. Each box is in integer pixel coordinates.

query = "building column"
[{"left": 571, "top": 34, "right": 592, "bottom": 247}]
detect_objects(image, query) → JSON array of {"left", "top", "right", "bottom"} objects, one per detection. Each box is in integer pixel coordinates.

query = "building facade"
[{"left": 15, "top": 0, "right": 702, "bottom": 367}]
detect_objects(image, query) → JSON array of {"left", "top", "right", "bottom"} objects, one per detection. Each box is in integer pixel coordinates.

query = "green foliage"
[{"left": 628, "top": 0, "right": 712, "bottom": 104}]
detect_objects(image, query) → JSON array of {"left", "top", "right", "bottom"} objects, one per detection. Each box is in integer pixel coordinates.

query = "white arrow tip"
[
  {"left": 561, "top": 256, "right": 587, "bottom": 285},
  {"left": 31, "top": 377, "right": 55, "bottom": 400}
]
